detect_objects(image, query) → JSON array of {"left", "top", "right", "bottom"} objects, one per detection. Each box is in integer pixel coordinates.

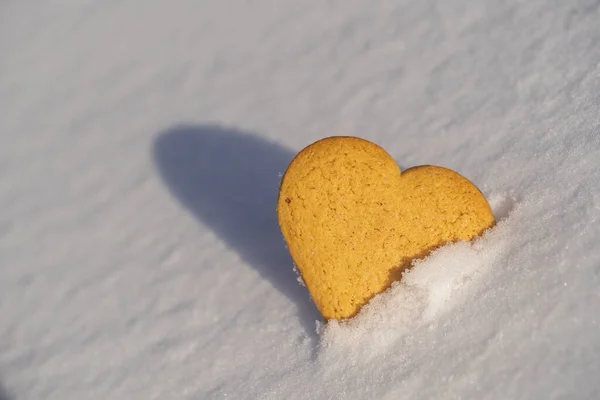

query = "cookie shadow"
[
  {"left": 152, "top": 124, "right": 322, "bottom": 339},
  {"left": 0, "top": 382, "right": 13, "bottom": 400}
]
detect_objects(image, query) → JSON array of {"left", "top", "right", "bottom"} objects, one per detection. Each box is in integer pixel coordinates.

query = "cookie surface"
[{"left": 277, "top": 136, "right": 495, "bottom": 321}]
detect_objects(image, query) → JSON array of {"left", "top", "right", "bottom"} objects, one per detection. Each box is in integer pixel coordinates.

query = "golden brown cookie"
[{"left": 277, "top": 136, "right": 495, "bottom": 321}]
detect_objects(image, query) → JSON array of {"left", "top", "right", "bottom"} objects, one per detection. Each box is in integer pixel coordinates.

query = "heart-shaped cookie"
[{"left": 277, "top": 136, "right": 495, "bottom": 321}]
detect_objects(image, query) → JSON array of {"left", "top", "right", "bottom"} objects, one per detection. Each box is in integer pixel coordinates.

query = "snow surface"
[{"left": 1, "top": 0, "right": 600, "bottom": 399}]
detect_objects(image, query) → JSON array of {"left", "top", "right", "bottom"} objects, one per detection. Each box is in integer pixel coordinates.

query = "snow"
[{"left": 1, "top": 0, "right": 600, "bottom": 399}]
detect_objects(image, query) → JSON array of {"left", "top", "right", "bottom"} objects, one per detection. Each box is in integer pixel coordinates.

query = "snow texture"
[{"left": 1, "top": 0, "right": 600, "bottom": 399}]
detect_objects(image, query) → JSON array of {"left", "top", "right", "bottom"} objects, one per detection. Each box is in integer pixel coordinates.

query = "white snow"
[{"left": 1, "top": 0, "right": 600, "bottom": 399}]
